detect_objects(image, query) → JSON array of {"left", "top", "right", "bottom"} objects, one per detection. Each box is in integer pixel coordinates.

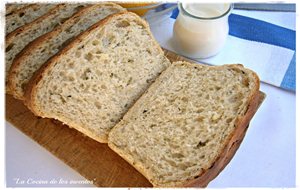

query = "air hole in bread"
[
  {"left": 68, "top": 76, "right": 75, "bottom": 82},
  {"left": 40, "top": 48, "right": 46, "bottom": 53},
  {"left": 102, "top": 36, "right": 114, "bottom": 47},
  {"left": 94, "top": 102, "right": 102, "bottom": 109},
  {"left": 65, "top": 26, "right": 73, "bottom": 34},
  {"left": 181, "top": 97, "right": 188, "bottom": 102},
  {"left": 95, "top": 70, "right": 102, "bottom": 76},
  {"left": 81, "top": 68, "right": 92, "bottom": 80},
  {"left": 196, "top": 140, "right": 208, "bottom": 148},
  {"left": 52, "top": 85, "right": 58, "bottom": 91},
  {"left": 21, "top": 82, "right": 27, "bottom": 91},
  {"left": 226, "top": 118, "right": 233, "bottom": 123},
  {"left": 126, "top": 77, "right": 132, "bottom": 86},
  {"left": 18, "top": 12, "right": 25, "bottom": 17},
  {"left": 59, "top": 17, "right": 70, "bottom": 24},
  {"left": 215, "top": 86, "right": 221, "bottom": 91},
  {"left": 68, "top": 62, "right": 75, "bottom": 69},
  {"left": 59, "top": 71, "right": 65, "bottom": 77},
  {"left": 75, "top": 5, "right": 85, "bottom": 12},
  {"left": 116, "top": 20, "right": 130, "bottom": 28},
  {"left": 95, "top": 50, "right": 102, "bottom": 54},
  {"left": 178, "top": 163, "right": 190, "bottom": 170},
  {"left": 101, "top": 84, "right": 107, "bottom": 89},
  {"left": 84, "top": 53, "right": 93, "bottom": 61},
  {"left": 242, "top": 78, "right": 250, "bottom": 87},
  {"left": 196, "top": 108, "right": 204, "bottom": 113},
  {"left": 172, "top": 153, "right": 184, "bottom": 158},
  {"left": 165, "top": 159, "right": 177, "bottom": 167},
  {"left": 75, "top": 51, "right": 81, "bottom": 58},
  {"left": 6, "top": 43, "right": 14, "bottom": 52},
  {"left": 92, "top": 40, "right": 100, "bottom": 46},
  {"left": 127, "top": 59, "right": 134, "bottom": 63},
  {"left": 195, "top": 116, "right": 204, "bottom": 123},
  {"left": 96, "top": 32, "right": 103, "bottom": 39}
]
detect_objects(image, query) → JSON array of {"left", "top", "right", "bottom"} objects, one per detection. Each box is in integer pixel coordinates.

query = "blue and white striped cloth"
[{"left": 149, "top": 7, "right": 296, "bottom": 91}]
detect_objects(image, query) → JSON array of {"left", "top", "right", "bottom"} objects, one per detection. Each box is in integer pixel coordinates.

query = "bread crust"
[
  {"left": 5, "top": 4, "right": 64, "bottom": 95},
  {"left": 8, "top": 3, "right": 125, "bottom": 100},
  {"left": 6, "top": 4, "right": 42, "bottom": 33},
  {"left": 183, "top": 66, "right": 260, "bottom": 187},
  {"left": 5, "top": 4, "right": 64, "bottom": 80},
  {"left": 24, "top": 12, "right": 133, "bottom": 110},
  {"left": 24, "top": 11, "right": 163, "bottom": 143},
  {"left": 5, "top": 4, "right": 64, "bottom": 43},
  {"left": 108, "top": 62, "right": 260, "bottom": 187},
  {"left": 6, "top": 4, "right": 31, "bottom": 16}
]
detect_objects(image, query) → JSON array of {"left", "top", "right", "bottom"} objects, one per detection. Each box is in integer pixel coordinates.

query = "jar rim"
[{"left": 179, "top": 3, "right": 233, "bottom": 20}]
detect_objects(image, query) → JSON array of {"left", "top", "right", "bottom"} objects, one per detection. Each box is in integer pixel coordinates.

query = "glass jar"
[{"left": 173, "top": 3, "right": 233, "bottom": 59}]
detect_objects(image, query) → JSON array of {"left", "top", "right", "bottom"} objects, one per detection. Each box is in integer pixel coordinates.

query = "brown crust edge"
[
  {"left": 24, "top": 11, "right": 157, "bottom": 143},
  {"left": 7, "top": 4, "right": 88, "bottom": 99},
  {"left": 5, "top": 3, "right": 35, "bottom": 16},
  {"left": 184, "top": 83, "right": 260, "bottom": 187},
  {"left": 8, "top": 3, "right": 125, "bottom": 100},
  {"left": 183, "top": 70, "right": 260, "bottom": 187},
  {"left": 5, "top": 4, "right": 64, "bottom": 42},
  {"left": 5, "top": 4, "right": 65, "bottom": 94},
  {"left": 108, "top": 62, "right": 261, "bottom": 187}
]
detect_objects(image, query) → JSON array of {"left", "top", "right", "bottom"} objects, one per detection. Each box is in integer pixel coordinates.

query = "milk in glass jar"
[{"left": 173, "top": 3, "right": 233, "bottom": 59}]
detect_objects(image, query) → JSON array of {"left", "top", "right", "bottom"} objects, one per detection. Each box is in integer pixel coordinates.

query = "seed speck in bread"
[
  {"left": 108, "top": 61, "right": 260, "bottom": 187},
  {"left": 25, "top": 12, "right": 171, "bottom": 143}
]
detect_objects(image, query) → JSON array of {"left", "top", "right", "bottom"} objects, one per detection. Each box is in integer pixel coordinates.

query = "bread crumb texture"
[
  {"left": 10, "top": 3, "right": 125, "bottom": 99},
  {"left": 32, "top": 13, "right": 170, "bottom": 142},
  {"left": 5, "top": 4, "right": 86, "bottom": 82},
  {"left": 109, "top": 61, "right": 258, "bottom": 186},
  {"left": 6, "top": 4, "right": 56, "bottom": 34}
]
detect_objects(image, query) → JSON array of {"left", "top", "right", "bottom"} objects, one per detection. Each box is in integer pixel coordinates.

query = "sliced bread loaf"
[
  {"left": 6, "top": 4, "right": 57, "bottom": 34},
  {"left": 8, "top": 3, "right": 126, "bottom": 100},
  {"left": 24, "top": 12, "right": 171, "bottom": 143},
  {"left": 108, "top": 61, "right": 260, "bottom": 187},
  {"left": 5, "top": 4, "right": 86, "bottom": 90},
  {"left": 6, "top": 4, "right": 30, "bottom": 16}
]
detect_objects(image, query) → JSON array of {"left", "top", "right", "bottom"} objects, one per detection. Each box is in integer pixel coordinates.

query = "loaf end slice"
[
  {"left": 5, "top": 4, "right": 86, "bottom": 93},
  {"left": 108, "top": 61, "right": 260, "bottom": 187},
  {"left": 8, "top": 3, "right": 125, "bottom": 100},
  {"left": 25, "top": 12, "right": 171, "bottom": 143},
  {"left": 6, "top": 4, "right": 31, "bottom": 16},
  {"left": 6, "top": 4, "right": 57, "bottom": 34}
]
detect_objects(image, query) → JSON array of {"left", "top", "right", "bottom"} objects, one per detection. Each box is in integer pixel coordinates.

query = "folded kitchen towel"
[{"left": 149, "top": 6, "right": 296, "bottom": 91}]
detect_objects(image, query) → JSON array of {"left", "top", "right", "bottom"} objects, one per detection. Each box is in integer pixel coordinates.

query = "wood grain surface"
[{"left": 5, "top": 49, "right": 265, "bottom": 187}]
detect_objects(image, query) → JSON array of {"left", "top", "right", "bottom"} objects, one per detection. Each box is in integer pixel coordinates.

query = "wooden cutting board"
[{"left": 5, "top": 49, "right": 265, "bottom": 187}]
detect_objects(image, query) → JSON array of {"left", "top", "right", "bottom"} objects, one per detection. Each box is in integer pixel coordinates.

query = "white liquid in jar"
[
  {"left": 183, "top": 3, "right": 229, "bottom": 18},
  {"left": 173, "top": 3, "right": 231, "bottom": 59}
]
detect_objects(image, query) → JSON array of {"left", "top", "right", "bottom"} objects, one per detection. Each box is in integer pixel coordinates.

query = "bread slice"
[
  {"left": 8, "top": 3, "right": 126, "bottom": 100},
  {"left": 24, "top": 12, "right": 171, "bottom": 143},
  {"left": 6, "top": 4, "right": 57, "bottom": 34},
  {"left": 5, "top": 4, "right": 86, "bottom": 89},
  {"left": 6, "top": 4, "right": 30, "bottom": 16},
  {"left": 108, "top": 61, "right": 260, "bottom": 187}
]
